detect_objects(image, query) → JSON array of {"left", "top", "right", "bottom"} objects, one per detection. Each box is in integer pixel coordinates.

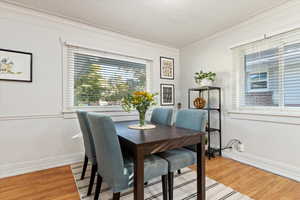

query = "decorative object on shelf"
[
  {"left": 160, "top": 57, "right": 174, "bottom": 80},
  {"left": 193, "top": 97, "right": 206, "bottom": 109},
  {"left": 160, "top": 84, "right": 175, "bottom": 106},
  {"left": 0, "top": 48, "right": 32, "bottom": 82},
  {"left": 194, "top": 70, "right": 216, "bottom": 87},
  {"left": 122, "top": 91, "right": 157, "bottom": 128}
]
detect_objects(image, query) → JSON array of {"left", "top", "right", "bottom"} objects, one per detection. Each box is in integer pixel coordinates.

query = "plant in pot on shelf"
[
  {"left": 194, "top": 71, "right": 216, "bottom": 87},
  {"left": 122, "top": 91, "right": 157, "bottom": 127}
]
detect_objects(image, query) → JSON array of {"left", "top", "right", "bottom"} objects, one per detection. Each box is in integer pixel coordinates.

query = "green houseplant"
[{"left": 194, "top": 71, "right": 216, "bottom": 87}]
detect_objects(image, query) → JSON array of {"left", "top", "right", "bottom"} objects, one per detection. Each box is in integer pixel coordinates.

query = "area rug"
[{"left": 71, "top": 162, "right": 253, "bottom": 200}]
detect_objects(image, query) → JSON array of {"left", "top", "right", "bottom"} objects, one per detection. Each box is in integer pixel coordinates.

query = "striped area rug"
[{"left": 71, "top": 163, "right": 253, "bottom": 200}]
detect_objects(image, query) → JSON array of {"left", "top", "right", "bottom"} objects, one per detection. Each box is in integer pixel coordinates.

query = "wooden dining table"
[{"left": 115, "top": 120, "right": 206, "bottom": 200}]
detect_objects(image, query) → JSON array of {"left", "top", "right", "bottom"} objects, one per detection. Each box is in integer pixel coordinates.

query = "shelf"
[
  {"left": 191, "top": 107, "right": 220, "bottom": 111},
  {"left": 206, "top": 148, "right": 221, "bottom": 158},
  {"left": 188, "top": 86, "right": 222, "bottom": 159},
  {"left": 206, "top": 128, "right": 221, "bottom": 132},
  {"left": 202, "top": 108, "right": 220, "bottom": 111},
  {"left": 189, "top": 86, "right": 221, "bottom": 91}
]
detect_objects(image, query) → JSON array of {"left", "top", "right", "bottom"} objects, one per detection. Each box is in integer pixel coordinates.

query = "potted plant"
[
  {"left": 122, "top": 91, "right": 157, "bottom": 127},
  {"left": 194, "top": 71, "right": 216, "bottom": 87}
]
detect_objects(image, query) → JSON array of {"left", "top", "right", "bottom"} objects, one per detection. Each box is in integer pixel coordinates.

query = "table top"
[{"left": 115, "top": 120, "right": 204, "bottom": 146}]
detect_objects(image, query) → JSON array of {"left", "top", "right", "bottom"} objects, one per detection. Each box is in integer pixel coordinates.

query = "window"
[
  {"left": 64, "top": 44, "right": 148, "bottom": 110},
  {"left": 247, "top": 72, "right": 268, "bottom": 91},
  {"left": 283, "top": 43, "right": 300, "bottom": 107},
  {"left": 232, "top": 29, "right": 300, "bottom": 110}
]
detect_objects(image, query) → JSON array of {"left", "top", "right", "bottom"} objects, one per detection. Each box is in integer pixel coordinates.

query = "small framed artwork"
[
  {"left": 0, "top": 48, "right": 32, "bottom": 82},
  {"left": 160, "top": 56, "right": 174, "bottom": 80},
  {"left": 160, "top": 84, "right": 175, "bottom": 106}
]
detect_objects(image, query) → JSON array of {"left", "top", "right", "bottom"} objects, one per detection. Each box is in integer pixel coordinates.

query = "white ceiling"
[{"left": 2, "top": 0, "right": 289, "bottom": 48}]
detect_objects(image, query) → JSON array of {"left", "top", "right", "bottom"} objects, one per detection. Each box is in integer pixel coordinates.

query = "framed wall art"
[
  {"left": 160, "top": 56, "right": 174, "bottom": 80},
  {"left": 160, "top": 84, "right": 175, "bottom": 106},
  {"left": 0, "top": 48, "right": 32, "bottom": 82}
]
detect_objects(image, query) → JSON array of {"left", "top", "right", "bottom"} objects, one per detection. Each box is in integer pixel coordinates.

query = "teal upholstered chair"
[
  {"left": 176, "top": 109, "right": 207, "bottom": 152},
  {"left": 158, "top": 109, "right": 207, "bottom": 200},
  {"left": 175, "top": 109, "right": 207, "bottom": 132},
  {"left": 76, "top": 110, "right": 98, "bottom": 196},
  {"left": 87, "top": 113, "right": 169, "bottom": 200},
  {"left": 150, "top": 107, "right": 173, "bottom": 126}
]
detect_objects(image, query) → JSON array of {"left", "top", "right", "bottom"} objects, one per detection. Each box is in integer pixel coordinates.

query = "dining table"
[{"left": 115, "top": 120, "right": 206, "bottom": 200}]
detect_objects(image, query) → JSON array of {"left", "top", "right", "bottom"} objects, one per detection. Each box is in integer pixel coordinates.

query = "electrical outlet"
[{"left": 237, "top": 143, "right": 244, "bottom": 152}]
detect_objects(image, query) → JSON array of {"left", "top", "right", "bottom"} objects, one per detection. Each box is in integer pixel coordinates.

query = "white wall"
[
  {"left": 180, "top": 0, "right": 300, "bottom": 181},
  {"left": 0, "top": 2, "right": 180, "bottom": 178}
]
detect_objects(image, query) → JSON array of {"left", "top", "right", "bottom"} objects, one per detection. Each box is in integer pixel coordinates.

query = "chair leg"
[
  {"left": 81, "top": 155, "right": 88, "bottom": 180},
  {"left": 168, "top": 172, "right": 174, "bottom": 200},
  {"left": 112, "top": 192, "right": 120, "bottom": 200},
  {"left": 87, "top": 163, "right": 97, "bottom": 196},
  {"left": 162, "top": 175, "right": 168, "bottom": 200},
  {"left": 177, "top": 169, "right": 181, "bottom": 175},
  {"left": 94, "top": 174, "right": 102, "bottom": 200}
]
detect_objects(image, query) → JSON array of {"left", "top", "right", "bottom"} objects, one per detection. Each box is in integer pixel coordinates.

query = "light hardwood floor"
[
  {"left": 191, "top": 157, "right": 300, "bottom": 200},
  {"left": 0, "top": 157, "right": 299, "bottom": 200},
  {"left": 0, "top": 165, "right": 80, "bottom": 200}
]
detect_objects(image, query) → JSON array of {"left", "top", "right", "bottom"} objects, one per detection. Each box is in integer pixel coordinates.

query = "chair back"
[
  {"left": 175, "top": 109, "right": 207, "bottom": 131},
  {"left": 87, "top": 113, "right": 125, "bottom": 187},
  {"left": 150, "top": 107, "right": 173, "bottom": 126},
  {"left": 76, "top": 110, "right": 96, "bottom": 161}
]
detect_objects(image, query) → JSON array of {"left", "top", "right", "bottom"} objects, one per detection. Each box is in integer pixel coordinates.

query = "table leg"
[
  {"left": 134, "top": 147, "right": 144, "bottom": 200},
  {"left": 197, "top": 135, "right": 206, "bottom": 200}
]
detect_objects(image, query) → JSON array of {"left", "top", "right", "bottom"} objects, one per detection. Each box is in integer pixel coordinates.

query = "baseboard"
[
  {"left": 2, "top": 151, "right": 299, "bottom": 182},
  {"left": 223, "top": 151, "right": 300, "bottom": 182},
  {"left": 0, "top": 152, "right": 84, "bottom": 179}
]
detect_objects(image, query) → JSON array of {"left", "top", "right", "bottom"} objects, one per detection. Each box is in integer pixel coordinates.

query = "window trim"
[
  {"left": 232, "top": 28, "right": 300, "bottom": 114},
  {"left": 233, "top": 45, "right": 300, "bottom": 113},
  {"left": 62, "top": 43, "right": 152, "bottom": 113}
]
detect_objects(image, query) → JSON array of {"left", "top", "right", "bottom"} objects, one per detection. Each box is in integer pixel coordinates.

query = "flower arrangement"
[
  {"left": 194, "top": 71, "right": 216, "bottom": 86},
  {"left": 122, "top": 91, "right": 157, "bottom": 126}
]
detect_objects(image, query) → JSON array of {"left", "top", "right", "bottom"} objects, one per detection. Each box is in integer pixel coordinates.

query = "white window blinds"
[
  {"left": 232, "top": 28, "right": 300, "bottom": 110},
  {"left": 64, "top": 44, "right": 147, "bottom": 110}
]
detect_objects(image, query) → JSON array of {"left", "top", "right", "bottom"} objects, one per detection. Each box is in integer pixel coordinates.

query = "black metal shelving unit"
[{"left": 188, "top": 86, "right": 222, "bottom": 159}]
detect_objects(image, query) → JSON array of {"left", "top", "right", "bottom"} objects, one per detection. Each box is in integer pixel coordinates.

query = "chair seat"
[
  {"left": 109, "top": 154, "right": 168, "bottom": 192},
  {"left": 158, "top": 148, "right": 196, "bottom": 172},
  {"left": 124, "top": 154, "right": 168, "bottom": 182}
]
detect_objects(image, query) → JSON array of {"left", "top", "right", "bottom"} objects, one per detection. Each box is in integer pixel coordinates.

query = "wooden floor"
[
  {"left": 0, "top": 157, "right": 299, "bottom": 200},
  {"left": 0, "top": 165, "right": 80, "bottom": 200},
  {"left": 191, "top": 157, "right": 300, "bottom": 200}
]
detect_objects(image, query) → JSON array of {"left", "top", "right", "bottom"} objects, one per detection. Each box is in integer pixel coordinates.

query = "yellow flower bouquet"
[{"left": 122, "top": 91, "right": 157, "bottom": 126}]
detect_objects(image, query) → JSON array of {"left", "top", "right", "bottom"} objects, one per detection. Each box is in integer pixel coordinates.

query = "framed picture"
[
  {"left": 160, "top": 56, "right": 174, "bottom": 80},
  {"left": 160, "top": 84, "right": 175, "bottom": 106},
  {"left": 0, "top": 48, "right": 32, "bottom": 82}
]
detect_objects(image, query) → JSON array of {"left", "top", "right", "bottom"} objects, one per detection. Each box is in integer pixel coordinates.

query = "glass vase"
[{"left": 138, "top": 111, "right": 146, "bottom": 127}]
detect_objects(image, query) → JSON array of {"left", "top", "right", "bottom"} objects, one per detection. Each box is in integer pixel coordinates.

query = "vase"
[{"left": 138, "top": 110, "right": 146, "bottom": 127}]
